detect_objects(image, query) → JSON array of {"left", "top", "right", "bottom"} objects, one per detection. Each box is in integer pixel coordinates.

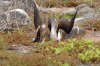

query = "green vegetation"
[
  {"left": 0, "top": 0, "right": 100, "bottom": 66},
  {"left": 78, "top": 48, "right": 100, "bottom": 62},
  {"left": 53, "top": 38, "right": 100, "bottom": 62},
  {"left": 0, "top": 50, "right": 71, "bottom": 66},
  {"left": 0, "top": 35, "right": 100, "bottom": 66},
  {"left": 53, "top": 38, "right": 94, "bottom": 54}
]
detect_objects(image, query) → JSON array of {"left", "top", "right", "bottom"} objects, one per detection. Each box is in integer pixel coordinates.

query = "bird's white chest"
[
  {"left": 50, "top": 26, "right": 57, "bottom": 40},
  {"left": 57, "top": 30, "right": 62, "bottom": 42}
]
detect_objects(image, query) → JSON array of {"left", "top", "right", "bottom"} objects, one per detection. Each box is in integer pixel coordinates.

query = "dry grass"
[
  {"left": 0, "top": 30, "right": 33, "bottom": 46},
  {"left": 79, "top": 19, "right": 100, "bottom": 31},
  {"left": 0, "top": 30, "right": 100, "bottom": 66},
  {"left": 36, "top": 0, "right": 100, "bottom": 7},
  {"left": 0, "top": 38, "right": 99, "bottom": 66}
]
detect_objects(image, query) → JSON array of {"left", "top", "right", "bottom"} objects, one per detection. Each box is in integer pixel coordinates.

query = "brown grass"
[
  {"left": 36, "top": 0, "right": 100, "bottom": 7},
  {"left": 79, "top": 19, "right": 100, "bottom": 31},
  {"left": 0, "top": 31, "right": 32, "bottom": 46}
]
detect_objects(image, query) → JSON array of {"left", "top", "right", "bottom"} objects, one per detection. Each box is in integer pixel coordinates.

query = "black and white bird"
[
  {"left": 49, "top": 13, "right": 58, "bottom": 40},
  {"left": 48, "top": 8, "right": 79, "bottom": 41},
  {"left": 32, "top": 0, "right": 49, "bottom": 42},
  {"left": 32, "top": 0, "right": 79, "bottom": 42},
  {"left": 57, "top": 8, "right": 79, "bottom": 34},
  {"left": 32, "top": 0, "right": 41, "bottom": 42}
]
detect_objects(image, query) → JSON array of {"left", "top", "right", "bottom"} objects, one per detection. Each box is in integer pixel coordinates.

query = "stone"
[
  {"left": 0, "top": 0, "right": 12, "bottom": 12},
  {"left": 66, "top": 26, "right": 86, "bottom": 38},
  {"left": 0, "top": 13, "right": 7, "bottom": 31},
  {"left": 76, "top": 4, "right": 94, "bottom": 15},
  {"left": 7, "top": 44, "right": 36, "bottom": 53},
  {"left": 75, "top": 4, "right": 100, "bottom": 23},
  {"left": 7, "top": 9, "right": 32, "bottom": 27},
  {"left": 61, "top": 7, "right": 76, "bottom": 15}
]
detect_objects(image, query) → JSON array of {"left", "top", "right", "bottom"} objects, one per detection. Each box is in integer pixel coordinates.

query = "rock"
[
  {"left": 7, "top": 44, "right": 36, "bottom": 53},
  {"left": 75, "top": 4, "right": 100, "bottom": 23},
  {"left": 76, "top": 4, "right": 94, "bottom": 15},
  {"left": 39, "top": 7, "right": 76, "bottom": 14},
  {"left": 0, "top": 9, "right": 32, "bottom": 31},
  {"left": 0, "top": 0, "right": 11, "bottom": 12},
  {"left": 61, "top": 7, "right": 76, "bottom": 15},
  {"left": 66, "top": 26, "right": 86, "bottom": 38},
  {"left": 0, "top": 13, "right": 7, "bottom": 31},
  {"left": 0, "top": 0, "right": 39, "bottom": 15},
  {"left": 76, "top": 4, "right": 89, "bottom": 9},
  {"left": 93, "top": 31, "right": 100, "bottom": 37},
  {"left": 5, "top": 0, "right": 37, "bottom": 14},
  {"left": 39, "top": 7, "right": 51, "bottom": 13},
  {"left": 7, "top": 9, "right": 32, "bottom": 26},
  {"left": 0, "top": 13, "right": 7, "bottom": 21}
]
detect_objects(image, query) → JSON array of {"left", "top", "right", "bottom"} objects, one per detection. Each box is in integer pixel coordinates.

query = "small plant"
[
  {"left": 47, "top": 57, "right": 71, "bottom": 66},
  {"left": 53, "top": 38, "right": 94, "bottom": 54},
  {"left": 78, "top": 48, "right": 100, "bottom": 62}
]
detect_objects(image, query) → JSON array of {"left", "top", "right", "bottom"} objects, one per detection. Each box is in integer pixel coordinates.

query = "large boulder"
[
  {"left": 0, "top": 9, "right": 32, "bottom": 31},
  {"left": 61, "top": 7, "right": 76, "bottom": 15},
  {"left": 75, "top": 4, "right": 100, "bottom": 23},
  {"left": 0, "top": 0, "right": 11, "bottom": 12},
  {"left": 7, "top": 44, "right": 36, "bottom": 53},
  {"left": 7, "top": 9, "right": 32, "bottom": 26},
  {"left": 76, "top": 4, "right": 94, "bottom": 15},
  {"left": 5, "top": 0, "right": 37, "bottom": 15},
  {"left": 0, "top": 0, "right": 38, "bottom": 15},
  {"left": 0, "top": 13, "right": 7, "bottom": 31},
  {"left": 66, "top": 26, "right": 86, "bottom": 38}
]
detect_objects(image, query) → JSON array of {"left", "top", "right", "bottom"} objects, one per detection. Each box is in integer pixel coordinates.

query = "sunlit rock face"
[
  {"left": 0, "top": 13, "right": 7, "bottom": 31},
  {"left": 0, "top": 9, "right": 32, "bottom": 31},
  {"left": 0, "top": 0, "right": 38, "bottom": 15},
  {"left": 0, "top": 0, "right": 34, "bottom": 31},
  {"left": 3, "top": 0, "right": 36, "bottom": 14},
  {"left": 0, "top": 13, "right": 7, "bottom": 21},
  {"left": 76, "top": 4, "right": 94, "bottom": 15},
  {"left": 0, "top": 0, "right": 11, "bottom": 12},
  {"left": 7, "top": 44, "right": 36, "bottom": 53},
  {"left": 75, "top": 4, "right": 100, "bottom": 24},
  {"left": 8, "top": 9, "right": 32, "bottom": 26}
]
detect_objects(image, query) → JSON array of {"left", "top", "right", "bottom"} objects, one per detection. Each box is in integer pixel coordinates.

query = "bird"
[
  {"left": 57, "top": 8, "right": 79, "bottom": 34},
  {"left": 50, "top": 15, "right": 58, "bottom": 40},
  {"left": 48, "top": 8, "right": 79, "bottom": 41},
  {"left": 32, "top": 0, "right": 41, "bottom": 42},
  {"left": 32, "top": 0, "right": 79, "bottom": 42},
  {"left": 32, "top": 25, "right": 41, "bottom": 42},
  {"left": 32, "top": 0, "right": 49, "bottom": 42},
  {"left": 57, "top": 29, "right": 62, "bottom": 42},
  {"left": 57, "top": 8, "right": 79, "bottom": 40}
]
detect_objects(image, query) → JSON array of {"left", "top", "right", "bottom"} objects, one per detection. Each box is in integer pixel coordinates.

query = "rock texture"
[
  {"left": 75, "top": 4, "right": 100, "bottom": 23},
  {"left": 7, "top": 44, "right": 36, "bottom": 53}
]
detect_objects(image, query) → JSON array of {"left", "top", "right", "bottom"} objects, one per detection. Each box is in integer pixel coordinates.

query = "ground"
[{"left": 0, "top": 25, "right": 99, "bottom": 66}]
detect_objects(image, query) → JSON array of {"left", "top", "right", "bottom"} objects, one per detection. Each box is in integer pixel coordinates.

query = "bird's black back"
[{"left": 58, "top": 8, "right": 79, "bottom": 34}]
